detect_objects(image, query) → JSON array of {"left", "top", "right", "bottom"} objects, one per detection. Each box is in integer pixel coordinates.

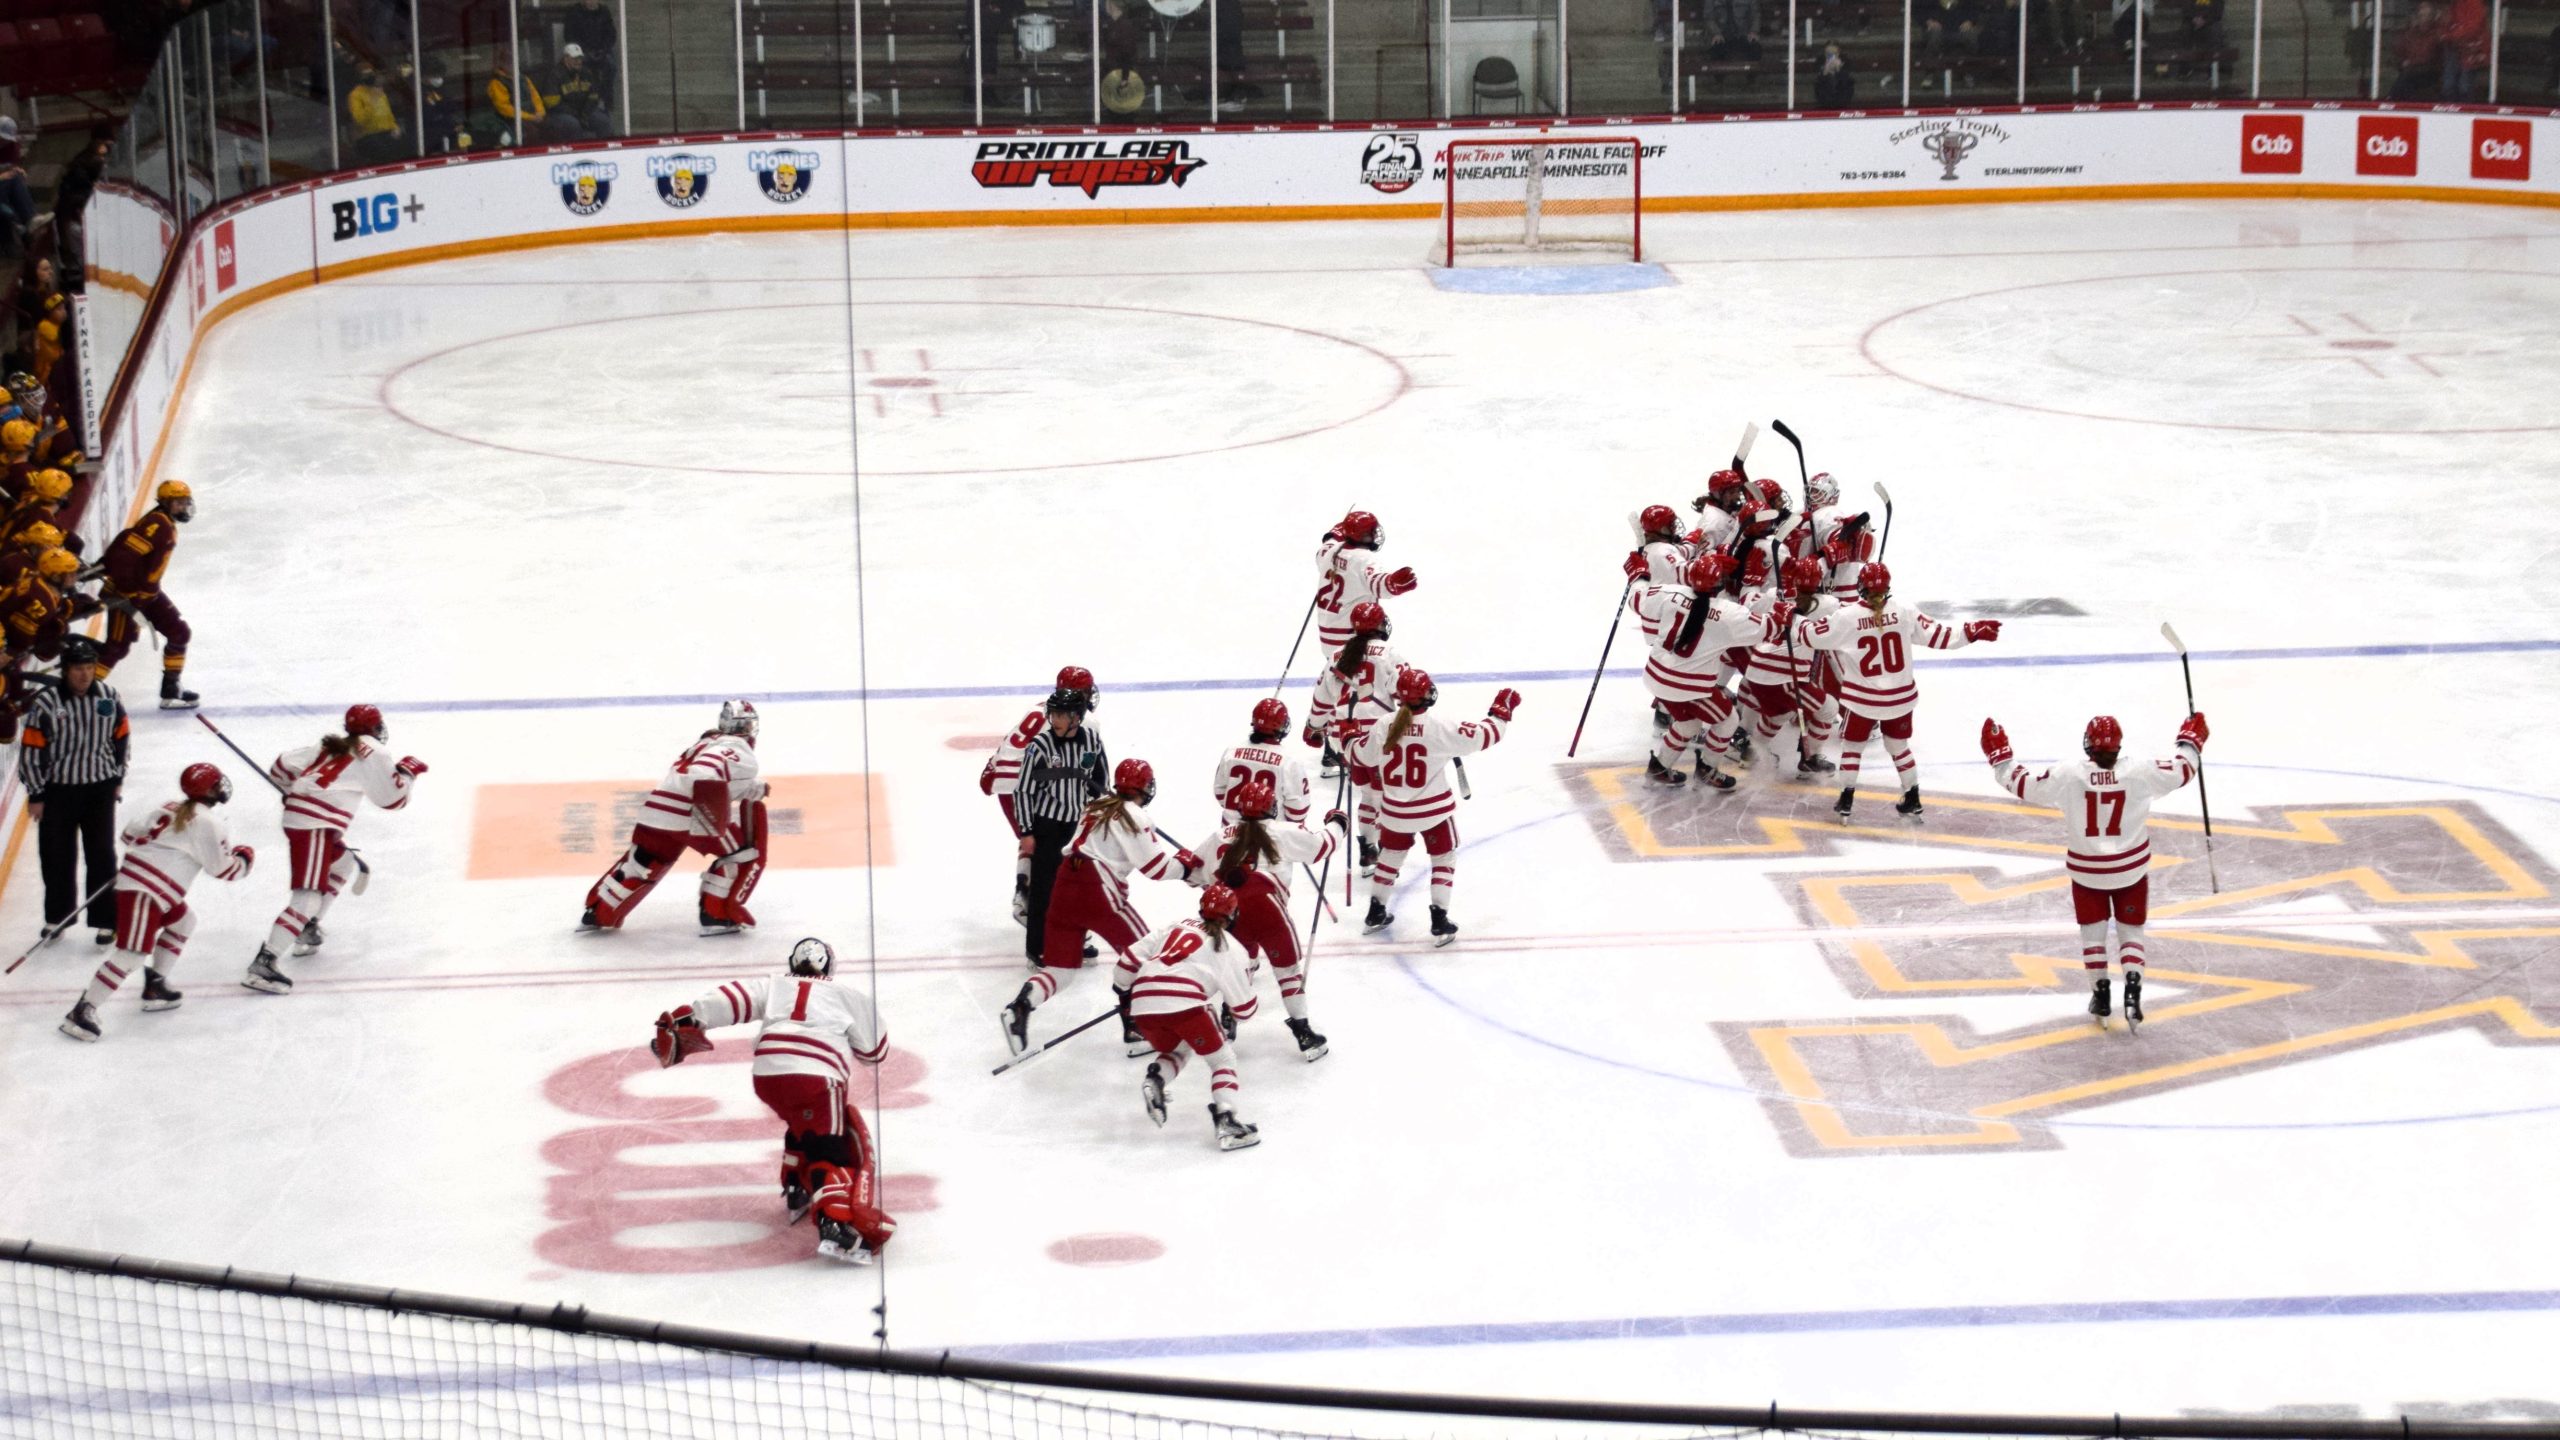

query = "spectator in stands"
[
  {"left": 1214, "top": 0, "right": 1257, "bottom": 110},
  {"left": 1813, "top": 42, "right": 1857, "bottom": 104},
  {"left": 565, "top": 0, "right": 620, "bottom": 73},
  {"left": 489, "top": 61, "right": 548, "bottom": 145},
  {"left": 2041, "top": 0, "right": 2089, "bottom": 52},
  {"left": 52, "top": 132, "right": 111, "bottom": 294},
  {"left": 1706, "top": 0, "right": 1762, "bottom": 58},
  {"left": 2442, "top": 0, "right": 2488, "bottom": 97},
  {"left": 33, "top": 295, "right": 66, "bottom": 388},
  {"left": 2389, "top": 0, "right": 2446, "bottom": 96},
  {"left": 1099, "top": 0, "right": 1150, "bottom": 113},
  {"left": 421, "top": 67, "right": 466, "bottom": 152},
  {"left": 347, "top": 67, "right": 406, "bottom": 164},
  {"left": 1920, "top": 0, "right": 1981, "bottom": 56},
  {"left": 1978, "top": 0, "right": 2019, "bottom": 54},
  {"left": 548, "top": 45, "right": 613, "bottom": 140},
  {"left": 0, "top": 120, "right": 32, "bottom": 267}
]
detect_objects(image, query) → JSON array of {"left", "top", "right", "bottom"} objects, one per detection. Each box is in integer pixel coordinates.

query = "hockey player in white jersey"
[
  {"left": 1792, "top": 563, "right": 2000, "bottom": 822},
  {"left": 242, "top": 704, "right": 427, "bottom": 995},
  {"left": 1737, "top": 554, "right": 1840, "bottom": 777},
  {"left": 1629, "top": 552, "right": 1779, "bottom": 790},
  {"left": 653, "top": 937, "right": 896, "bottom": 1262},
  {"left": 1800, "top": 472, "right": 1878, "bottom": 602},
  {"left": 1311, "top": 510, "right": 1417, "bottom": 652},
  {"left": 59, "top": 763, "right": 255, "bottom": 1042},
  {"left": 981, "top": 665, "right": 1098, "bottom": 923},
  {"left": 1115, "top": 885, "right": 1264, "bottom": 1151},
  {"left": 1191, "top": 776, "right": 1343, "bottom": 1059},
  {"left": 1983, "top": 712, "right": 2207, "bottom": 1028},
  {"left": 1212, "top": 697, "right": 1311, "bottom": 826},
  {"left": 581, "top": 700, "right": 767, "bottom": 938},
  {"left": 1303, "top": 602, "right": 1404, "bottom": 868},
  {"left": 1623, "top": 503, "right": 1691, "bottom": 590},
  {"left": 1347, "top": 668, "right": 1517, "bottom": 947}
]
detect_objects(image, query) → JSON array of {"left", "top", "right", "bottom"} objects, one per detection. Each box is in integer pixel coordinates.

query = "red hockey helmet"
[
  {"left": 1740, "top": 547, "right": 1771, "bottom": 589},
  {"left": 1199, "top": 883, "right": 1241, "bottom": 925},
  {"left": 1056, "top": 665, "right": 1096, "bottom": 699},
  {"left": 1250, "top": 697, "right": 1290, "bottom": 739},
  {"left": 1348, "top": 601, "right": 1390, "bottom": 638},
  {"left": 1756, "top": 478, "right": 1786, "bottom": 510},
  {"left": 1392, "top": 666, "right": 1437, "bottom": 709},
  {"left": 1781, "top": 554, "right": 1826, "bottom": 598},
  {"left": 1703, "top": 468, "right": 1748, "bottom": 511},
  {"left": 1230, "top": 777, "right": 1278, "bottom": 820},
  {"left": 1337, "top": 510, "right": 1383, "bottom": 547},
  {"left": 1683, "top": 552, "right": 1734, "bottom": 593},
  {"left": 343, "top": 704, "right": 387, "bottom": 741},
  {"left": 2083, "top": 715, "right": 2125, "bottom": 758},
  {"left": 180, "top": 762, "right": 231, "bottom": 804},
  {"left": 1856, "top": 561, "right": 1892, "bottom": 600},
  {"left": 1113, "top": 758, "right": 1157, "bottom": 804},
  {"left": 1639, "top": 503, "right": 1681, "bottom": 539}
]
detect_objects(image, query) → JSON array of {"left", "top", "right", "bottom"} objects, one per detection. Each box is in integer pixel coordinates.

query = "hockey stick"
[
  {"left": 1566, "top": 579, "right": 1632, "bottom": 758},
  {"left": 199, "top": 713, "right": 371, "bottom": 894},
  {"left": 1771, "top": 418, "right": 1810, "bottom": 488},
  {"left": 2160, "top": 623, "right": 2222, "bottom": 895},
  {"left": 1874, "top": 482, "right": 1895, "bottom": 561},
  {"left": 1273, "top": 594, "right": 1318, "bottom": 695},
  {"left": 4, "top": 872, "right": 121, "bottom": 975},
  {"left": 1453, "top": 756, "right": 1471, "bottom": 801},
  {"left": 989, "top": 1006, "right": 1116, "bottom": 1076},
  {"left": 1731, "top": 420, "right": 1760, "bottom": 474}
]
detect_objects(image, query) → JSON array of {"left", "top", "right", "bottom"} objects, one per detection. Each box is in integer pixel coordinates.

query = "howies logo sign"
[
  {"left": 555, "top": 160, "right": 619, "bottom": 215},
  {"left": 750, "top": 149, "right": 820, "bottom": 203},
  {"left": 649, "top": 153, "right": 717, "bottom": 207},
  {"left": 1360, "top": 133, "right": 1425, "bottom": 194},
  {"left": 971, "top": 139, "right": 1206, "bottom": 197}
]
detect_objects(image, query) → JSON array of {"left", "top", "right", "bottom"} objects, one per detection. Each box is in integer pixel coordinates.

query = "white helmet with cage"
[
  {"left": 787, "top": 937, "right": 835, "bottom": 979},
  {"left": 718, "top": 699, "right": 760, "bottom": 743}
]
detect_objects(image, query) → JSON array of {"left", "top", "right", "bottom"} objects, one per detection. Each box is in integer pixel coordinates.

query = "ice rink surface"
[{"left": 6, "top": 199, "right": 2560, "bottom": 1423}]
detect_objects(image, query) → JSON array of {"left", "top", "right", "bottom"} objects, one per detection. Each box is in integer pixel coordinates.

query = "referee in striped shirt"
[
  {"left": 19, "top": 636, "right": 131, "bottom": 943},
  {"left": 1014, "top": 680, "right": 1107, "bottom": 966}
]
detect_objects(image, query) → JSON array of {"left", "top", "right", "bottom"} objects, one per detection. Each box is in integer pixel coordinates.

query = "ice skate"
[
  {"left": 59, "top": 999, "right": 101, "bottom": 1042},
  {"left": 999, "top": 989, "right": 1033, "bottom": 1055},
  {"left": 141, "top": 970, "right": 183, "bottom": 1012},
  {"left": 1362, "top": 898, "right": 1394, "bottom": 933},
  {"left": 1210, "top": 1104, "right": 1260, "bottom": 1152},
  {"left": 2088, "top": 974, "right": 2113, "bottom": 1028},
  {"left": 1142, "top": 1062, "right": 1169, "bottom": 1126},
  {"left": 2123, "top": 969, "right": 2144, "bottom": 1032},
  {"left": 783, "top": 1176, "right": 813, "bottom": 1224},
  {"left": 291, "top": 919, "right": 326, "bottom": 958},
  {"left": 1287, "top": 1017, "right": 1329, "bottom": 1061},
  {"left": 92, "top": 927, "right": 112, "bottom": 946},
  {"left": 1833, "top": 785, "right": 1857, "bottom": 821},
  {"left": 1731, "top": 730, "right": 1755, "bottom": 766},
  {"left": 1645, "top": 755, "right": 1688, "bottom": 787},
  {"left": 699, "top": 903, "right": 746, "bottom": 937},
  {"left": 578, "top": 904, "right": 608, "bottom": 931},
  {"left": 1796, "top": 748, "right": 1836, "bottom": 775},
  {"left": 1429, "top": 906, "right": 1458, "bottom": 948},
  {"left": 158, "top": 684, "right": 201, "bottom": 712},
  {"left": 1320, "top": 744, "right": 1346, "bottom": 779},
  {"left": 1694, "top": 757, "right": 1738, "bottom": 791},
  {"left": 1897, "top": 786, "right": 1925, "bottom": 820},
  {"left": 815, "top": 1217, "right": 875, "bottom": 1265},
  {"left": 1356, "top": 837, "right": 1378, "bottom": 874},
  {"left": 242, "top": 949, "right": 294, "bottom": 994}
]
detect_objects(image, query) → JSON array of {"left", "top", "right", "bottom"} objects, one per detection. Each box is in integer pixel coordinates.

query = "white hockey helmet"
[
  {"left": 718, "top": 698, "right": 760, "bottom": 742},
  {"left": 1805, "top": 471, "right": 1840, "bottom": 510},
  {"left": 787, "top": 937, "right": 835, "bottom": 979}
]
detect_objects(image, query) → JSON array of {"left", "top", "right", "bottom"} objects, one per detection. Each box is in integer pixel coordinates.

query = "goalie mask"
[
  {"left": 719, "top": 698, "right": 760, "bottom": 743},
  {"left": 788, "top": 937, "right": 836, "bottom": 979}
]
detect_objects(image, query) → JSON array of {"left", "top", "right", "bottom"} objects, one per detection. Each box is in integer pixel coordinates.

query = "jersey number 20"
[{"left": 1855, "top": 631, "right": 1906, "bottom": 678}]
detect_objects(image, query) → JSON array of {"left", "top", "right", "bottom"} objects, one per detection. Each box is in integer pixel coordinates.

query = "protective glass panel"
[
  {"left": 331, "top": 0, "right": 421, "bottom": 165},
  {"left": 1451, "top": 0, "right": 1560, "bottom": 116},
  {"left": 179, "top": 20, "right": 219, "bottom": 217},
  {"left": 1677, "top": 0, "right": 1789, "bottom": 111},
  {"left": 2134, "top": 0, "right": 2238, "bottom": 94},
  {"left": 1333, "top": 0, "right": 1434, "bottom": 119},
  {"left": 1562, "top": 0, "right": 1675, "bottom": 114},
  {"left": 2487, "top": 0, "right": 2552, "bottom": 100},
  {"left": 2372, "top": 0, "right": 2494, "bottom": 96},
  {"left": 1799, "top": 0, "right": 1900, "bottom": 107},
  {"left": 261, "top": 0, "right": 337, "bottom": 176},
  {"left": 838, "top": 0, "right": 976, "bottom": 127},
  {"left": 210, "top": 0, "right": 270, "bottom": 192},
  {"left": 416, "top": 0, "right": 509, "bottom": 153},
  {"left": 2019, "top": 0, "right": 2100, "bottom": 99}
]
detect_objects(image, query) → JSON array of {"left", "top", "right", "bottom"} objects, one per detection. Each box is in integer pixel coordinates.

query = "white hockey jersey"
[
  {"left": 686, "top": 973, "right": 888, "bottom": 1082},
  {"left": 269, "top": 738, "right": 418, "bottom": 835},
  {"left": 1994, "top": 744, "right": 2199, "bottom": 890},
  {"left": 1313, "top": 537, "right": 1397, "bottom": 649},
  {"left": 1630, "top": 584, "right": 1776, "bottom": 705},
  {"left": 1193, "top": 817, "right": 1337, "bottom": 896},
  {"left": 117, "top": 801, "right": 250, "bottom": 910},
  {"left": 1067, "top": 801, "right": 1190, "bottom": 885},
  {"left": 1113, "top": 918, "right": 1260, "bottom": 1021},
  {"left": 980, "top": 708, "right": 1045, "bottom": 797},
  {"left": 1741, "top": 593, "right": 1835, "bottom": 691},
  {"left": 1792, "top": 602, "right": 1974, "bottom": 719},
  {"left": 1628, "top": 510, "right": 1691, "bottom": 588},
  {"left": 638, "top": 734, "right": 761, "bottom": 843},
  {"left": 1347, "top": 709, "right": 1505, "bottom": 829},
  {"left": 1307, "top": 639, "right": 1407, "bottom": 739},
  {"left": 1210, "top": 741, "right": 1311, "bottom": 825},
  {"left": 1804, "top": 503, "right": 1877, "bottom": 600}
]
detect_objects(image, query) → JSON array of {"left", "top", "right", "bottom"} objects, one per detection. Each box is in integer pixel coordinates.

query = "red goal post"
[{"left": 1441, "top": 135, "right": 1643, "bottom": 266}]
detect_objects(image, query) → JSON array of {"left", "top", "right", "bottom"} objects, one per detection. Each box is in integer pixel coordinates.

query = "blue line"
[
  {"left": 956, "top": 1287, "right": 2560, "bottom": 1365},
  {"left": 147, "top": 638, "right": 2560, "bottom": 721}
]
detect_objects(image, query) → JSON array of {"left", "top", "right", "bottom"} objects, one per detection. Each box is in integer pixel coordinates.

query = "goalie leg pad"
[
  {"left": 590, "top": 839, "right": 679, "bottom": 927},
  {"left": 809, "top": 1162, "right": 896, "bottom": 1251},
  {"left": 700, "top": 799, "right": 771, "bottom": 916}
]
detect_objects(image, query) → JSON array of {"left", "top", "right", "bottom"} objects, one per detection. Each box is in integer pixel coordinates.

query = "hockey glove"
[
  {"left": 394, "top": 756, "right": 430, "bottom": 779},
  {"left": 1980, "top": 718, "right": 2012, "bottom": 766},
  {"left": 2179, "top": 711, "right": 2210, "bottom": 750},
  {"left": 1622, "top": 550, "right": 1649, "bottom": 581},
  {"left": 1300, "top": 723, "right": 1324, "bottom": 749},
  {"left": 1174, "top": 849, "right": 1205, "bottom": 881},
  {"left": 229, "top": 844, "right": 256, "bottom": 877},
  {"left": 1323, "top": 807, "right": 1349, "bottom": 832},
  {"left": 978, "top": 758, "right": 997, "bottom": 796},
  {"left": 1488, "top": 687, "right": 1522, "bottom": 723},
  {"left": 1380, "top": 566, "right": 1418, "bottom": 596},
  {"left": 1963, "top": 620, "right": 2002, "bottom": 642}
]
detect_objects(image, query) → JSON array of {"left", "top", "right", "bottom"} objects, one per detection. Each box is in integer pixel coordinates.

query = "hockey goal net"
[{"left": 1441, "top": 135, "right": 1642, "bottom": 266}]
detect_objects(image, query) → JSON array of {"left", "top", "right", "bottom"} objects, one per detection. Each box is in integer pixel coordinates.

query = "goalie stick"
[{"left": 2160, "top": 623, "right": 2222, "bottom": 894}]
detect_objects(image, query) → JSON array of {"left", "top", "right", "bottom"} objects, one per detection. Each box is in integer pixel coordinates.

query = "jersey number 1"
[
  {"left": 2083, "top": 791, "right": 2125, "bottom": 838},
  {"left": 790, "top": 982, "right": 812, "bottom": 1021}
]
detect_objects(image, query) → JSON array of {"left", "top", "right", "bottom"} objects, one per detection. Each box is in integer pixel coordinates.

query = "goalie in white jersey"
[
  {"left": 1114, "top": 886, "right": 1264, "bottom": 1151},
  {"left": 581, "top": 700, "right": 767, "bottom": 938},
  {"left": 1791, "top": 562, "right": 2000, "bottom": 822},
  {"left": 242, "top": 704, "right": 427, "bottom": 996},
  {"left": 1347, "top": 668, "right": 1517, "bottom": 948},
  {"left": 59, "top": 763, "right": 255, "bottom": 1042},
  {"left": 1213, "top": 697, "right": 1311, "bottom": 826},
  {"left": 653, "top": 937, "right": 896, "bottom": 1263},
  {"left": 1983, "top": 711, "right": 2207, "bottom": 1028}
]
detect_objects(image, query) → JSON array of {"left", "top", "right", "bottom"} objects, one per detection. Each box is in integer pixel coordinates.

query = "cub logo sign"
[
  {"left": 554, "top": 160, "right": 618, "bottom": 216},
  {"left": 2239, "top": 114, "right": 2302, "bottom": 175},
  {"left": 751, "top": 149, "right": 821, "bottom": 204},
  {"left": 214, "top": 220, "right": 237, "bottom": 292},
  {"left": 2356, "top": 115, "right": 2419, "bottom": 177},
  {"left": 649, "top": 153, "right": 716, "bottom": 207},
  {"left": 2472, "top": 118, "right": 2531, "bottom": 181}
]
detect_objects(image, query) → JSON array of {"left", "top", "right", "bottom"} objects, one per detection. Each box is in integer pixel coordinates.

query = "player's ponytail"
[
  {"left": 1083, "top": 794, "right": 1138, "bottom": 835},
  {"left": 1385, "top": 703, "right": 1418, "bottom": 749},
  {"left": 1217, "top": 818, "right": 1280, "bottom": 887},
  {"left": 1335, "top": 632, "right": 1373, "bottom": 680},
  {"left": 1202, "top": 913, "right": 1232, "bottom": 950},
  {"left": 319, "top": 730, "right": 362, "bottom": 761},
  {"left": 171, "top": 799, "right": 201, "bottom": 832}
]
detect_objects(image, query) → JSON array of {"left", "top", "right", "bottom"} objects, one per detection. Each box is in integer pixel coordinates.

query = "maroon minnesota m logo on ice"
[{"left": 1563, "top": 766, "right": 2560, "bottom": 1157}]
